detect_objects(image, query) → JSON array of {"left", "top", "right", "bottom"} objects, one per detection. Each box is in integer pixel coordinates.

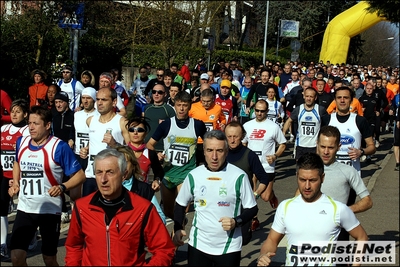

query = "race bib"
[
  {"left": 168, "top": 144, "right": 190, "bottom": 166},
  {"left": 205, "top": 122, "right": 214, "bottom": 132},
  {"left": 1, "top": 150, "right": 15, "bottom": 171},
  {"left": 336, "top": 154, "right": 353, "bottom": 167},
  {"left": 76, "top": 132, "right": 89, "bottom": 149},
  {"left": 300, "top": 122, "right": 316, "bottom": 136},
  {"left": 88, "top": 154, "right": 96, "bottom": 175},
  {"left": 223, "top": 110, "right": 230, "bottom": 123},
  {"left": 20, "top": 171, "right": 45, "bottom": 196}
]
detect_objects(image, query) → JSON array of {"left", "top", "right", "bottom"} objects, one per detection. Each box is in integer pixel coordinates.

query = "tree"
[
  {"left": 366, "top": 0, "right": 400, "bottom": 24},
  {"left": 0, "top": 1, "right": 67, "bottom": 99},
  {"left": 250, "top": 1, "right": 360, "bottom": 63}
]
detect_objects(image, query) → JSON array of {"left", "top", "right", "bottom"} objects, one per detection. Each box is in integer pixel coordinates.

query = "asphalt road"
[{"left": 2, "top": 132, "right": 398, "bottom": 266}]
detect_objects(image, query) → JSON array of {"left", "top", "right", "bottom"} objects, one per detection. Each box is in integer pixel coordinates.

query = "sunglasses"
[
  {"left": 128, "top": 127, "right": 146, "bottom": 133},
  {"left": 157, "top": 74, "right": 164, "bottom": 77},
  {"left": 255, "top": 109, "right": 267, "bottom": 113},
  {"left": 62, "top": 71, "right": 71, "bottom": 74},
  {"left": 152, "top": 90, "right": 165, "bottom": 95}
]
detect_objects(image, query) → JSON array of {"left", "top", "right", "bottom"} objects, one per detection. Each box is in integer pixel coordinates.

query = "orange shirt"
[
  {"left": 189, "top": 101, "right": 226, "bottom": 143},
  {"left": 326, "top": 98, "right": 364, "bottom": 116},
  {"left": 384, "top": 88, "right": 395, "bottom": 112},
  {"left": 28, "top": 82, "right": 48, "bottom": 107},
  {"left": 386, "top": 83, "right": 399, "bottom": 95}
]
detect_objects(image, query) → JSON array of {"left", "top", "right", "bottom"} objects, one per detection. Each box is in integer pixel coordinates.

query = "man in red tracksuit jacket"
[{"left": 65, "top": 148, "right": 175, "bottom": 266}]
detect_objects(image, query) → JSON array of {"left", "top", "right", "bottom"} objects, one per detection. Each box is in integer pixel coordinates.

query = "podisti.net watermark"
[{"left": 288, "top": 241, "right": 396, "bottom": 265}]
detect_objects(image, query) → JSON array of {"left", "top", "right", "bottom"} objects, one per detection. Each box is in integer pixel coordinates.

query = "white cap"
[
  {"left": 82, "top": 87, "right": 97, "bottom": 101},
  {"left": 200, "top": 73, "right": 209, "bottom": 80}
]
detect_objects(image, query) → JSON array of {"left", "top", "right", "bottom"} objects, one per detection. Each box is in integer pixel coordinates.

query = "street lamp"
[
  {"left": 376, "top": 36, "right": 395, "bottom": 41},
  {"left": 262, "top": 1, "right": 269, "bottom": 65},
  {"left": 369, "top": 37, "right": 395, "bottom": 64}
]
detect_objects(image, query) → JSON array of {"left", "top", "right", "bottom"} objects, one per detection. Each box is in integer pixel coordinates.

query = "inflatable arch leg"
[{"left": 319, "top": 1, "right": 385, "bottom": 65}]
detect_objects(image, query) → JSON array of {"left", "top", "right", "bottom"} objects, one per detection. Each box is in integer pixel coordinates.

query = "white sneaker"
[
  {"left": 28, "top": 231, "right": 38, "bottom": 251},
  {"left": 1, "top": 243, "right": 8, "bottom": 258},
  {"left": 61, "top": 212, "right": 70, "bottom": 223},
  {"left": 360, "top": 155, "right": 367, "bottom": 162},
  {"left": 375, "top": 140, "right": 380, "bottom": 148}
]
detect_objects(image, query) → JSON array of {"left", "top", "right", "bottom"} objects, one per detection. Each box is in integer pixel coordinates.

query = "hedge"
[{"left": 121, "top": 44, "right": 292, "bottom": 70}]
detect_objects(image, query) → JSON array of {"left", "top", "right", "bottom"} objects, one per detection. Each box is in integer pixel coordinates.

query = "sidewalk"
[{"left": 356, "top": 151, "right": 399, "bottom": 266}]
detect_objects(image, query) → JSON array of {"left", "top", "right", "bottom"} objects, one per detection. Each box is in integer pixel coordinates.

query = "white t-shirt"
[
  {"left": 272, "top": 194, "right": 360, "bottom": 266},
  {"left": 73, "top": 109, "right": 99, "bottom": 155},
  {"left": 59, "top": 78, "right": 84, "bottom": 111},
  {"left": 266, "top": 99, "right": 284, "bottom": 125},
  {"left": 242, "top": 118, "right": 287, "bottom": 173},
  {"left": 175, "top": 163, "right": 256, "bottom": 255}
]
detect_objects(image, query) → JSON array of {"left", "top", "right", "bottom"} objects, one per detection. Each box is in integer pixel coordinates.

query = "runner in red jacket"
[{"left": 65, "top": 148, "right": 175, "bottom": 266}]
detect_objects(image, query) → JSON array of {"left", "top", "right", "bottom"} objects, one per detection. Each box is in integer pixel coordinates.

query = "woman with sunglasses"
[
  {"left": 125, "top": 116, "right": 164, "bottom": 192},
  {"left": 1, "top": 99, "right": 30, "bottom": 257},
  {"left": 115, "top": 145, "right": 166, "bottom": 225}
]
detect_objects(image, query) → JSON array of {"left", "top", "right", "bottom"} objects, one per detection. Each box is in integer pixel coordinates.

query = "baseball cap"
[
  {"left": 54, "top": 91, "right": 69, "bottom": 103},
  {"left": 220, "top": 79, "right": 231, "bottom": 88},
  {"left": 200, "top": 73, "right": 209, "bottom": 80}
]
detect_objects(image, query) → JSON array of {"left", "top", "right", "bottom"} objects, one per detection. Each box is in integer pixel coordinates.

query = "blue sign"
[{"left": 58, "top": 2, "right": 85, "bottom": 29}]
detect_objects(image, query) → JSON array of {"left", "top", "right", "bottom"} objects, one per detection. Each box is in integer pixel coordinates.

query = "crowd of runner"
[{"left": 1, "top": 58, "right": 399, "bottom": 266}]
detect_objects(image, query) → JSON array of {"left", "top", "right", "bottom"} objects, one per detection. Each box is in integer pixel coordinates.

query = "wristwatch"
[
  {"left": 233, "top": 217, "right": 243, "bottom": 228},
  {"left": 360, "top": 149, "right": 365, "bottom": 156},
  {"left": 59, "top": 183, "right": 67, "bottom": 192}
]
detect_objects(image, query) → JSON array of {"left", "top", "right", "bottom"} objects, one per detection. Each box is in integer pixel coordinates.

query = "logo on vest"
[
  {"left": 198, "top": 199, "right": 206, "bottom": 206},
  {"left": 217, "top": 201, "right": 230, "bottom": 207},
  {"left": 305, "top": 116, "right": 312, "bottom": 121},
  {"left": 200, "top": 185, "right": 207, "bottom": 196},
  {"left": 340, "top": 135, "right": 355, "bottom": 145},
  {"left": 219, "top": 184, "right": 227, "bottom": 197}
]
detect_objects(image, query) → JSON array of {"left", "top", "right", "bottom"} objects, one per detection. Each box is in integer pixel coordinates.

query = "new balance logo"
[
  {"left": 249, "top": 129, "right": 266, "bottom": 139},
  {"left": 319, "top": 210, "right": 327, "bottom": 215}
]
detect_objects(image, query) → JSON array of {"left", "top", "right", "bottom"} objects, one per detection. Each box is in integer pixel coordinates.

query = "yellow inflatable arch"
[{"left": 319, "top": 1, "right": 385, "bottom": 65}]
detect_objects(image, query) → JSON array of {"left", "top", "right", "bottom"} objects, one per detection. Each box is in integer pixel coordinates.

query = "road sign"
[
  {"left": 291, "top": 52, "right": 299, "bottom": 62},
  {"left": 290, "top": 39, "right": 301, "bottom": 52}
]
